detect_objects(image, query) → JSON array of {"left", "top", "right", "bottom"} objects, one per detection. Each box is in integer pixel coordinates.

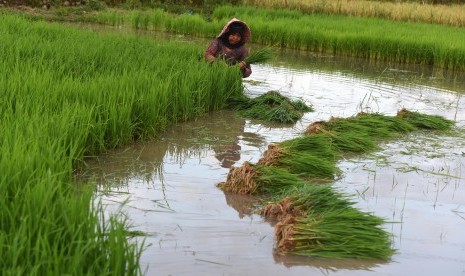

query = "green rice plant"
[
  {"left": 241, "top": 0, "right": 465, "bottom": 28},
  {"left": 245, "top": 47, "right": 274, "bottom": 64},
  {"left": 219, "top": 109, "right": 452, "bottom": 260},
  {"left": 330, "top": 131, "right": 379, "bottom": 153},
  {"left": 308, "top": 111, "right": 451, "bottom": 153},
  {"left": 277, "top": 208, "right": 395, "bottom": 259},
  {"left": 280, "top": 134, "right": 337, "bottom": 160},
  {"left": 1, "top": 13, "right": 244, "bottom": 274},
  {"left": 396, "top": 108, "right": 455, "bottom": 130},
  {"left": 36, "top": 6, "right": 465, "bottom": 70},
  {"left": 258, "top": 144, "right": 340, "bottom": 179},
  {"left": 212, "top": 6, "right": 465, "bottom": 70},
  {"left": 255, "top": 166, "right": 311, "bottom": 195},
  {"left": 231, "top": 91, "right": 313, "bottom": 123},
  {"left": 278, "top": 152, "right": 339, "bottom": 178},
  {"left": 261, "top": 184, "right": 394, "bottom": 260}
]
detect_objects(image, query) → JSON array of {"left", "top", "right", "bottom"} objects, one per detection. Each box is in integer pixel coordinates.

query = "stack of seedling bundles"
[{"left": 219, "top": 109, "right": 454, "bottom": 259}]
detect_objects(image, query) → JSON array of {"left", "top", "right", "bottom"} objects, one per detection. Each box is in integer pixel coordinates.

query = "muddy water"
[{"left": 82, "top": 40, "right": 465, "bottom": 275}]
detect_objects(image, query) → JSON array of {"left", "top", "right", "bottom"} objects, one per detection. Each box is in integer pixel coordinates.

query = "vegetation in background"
[
  {"left": 5, "top": 0, "right": 465, "bottom": 27},
  {"left": 0, "top": 14, "right": 242, "bottom": 274},
  {"left": 242, "top": 0, "right": 465, "bottom": 27},
  {"left": 43, "top": 6, "right": 465, "bottom": 71},
  {"left": 212, "top": 6, "right": 465, "bottom": 70},
  {"left": 218, "top": 110, "right": 453, "bottom": 259}
]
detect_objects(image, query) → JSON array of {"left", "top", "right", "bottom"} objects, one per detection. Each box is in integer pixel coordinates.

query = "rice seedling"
[
  {"left": 219, "top": 109, "right": 452, "bottom": 260},
  {"left": 258, "top": 141, "right": 339, "bottom": 179},
  {"left": 305, "top": 111, "right": 452, "bottom": 152},
  {"left": 218, "top": 162, "right": 318, "bottom": 195},
  {"left": 245, "top": 47, "right": 274, "bottom": 64},
  {"left": 230, "top": 91, "right": 313, "bottom": 123},
  {"left": 396, "top": 108, "right": 455, "bottom": 130},
  {"left": 1, "top": 13, "right": 243, "bottom": 274},
  {"left": 260, "top": 184, "right": 394, "bottom": 259},
  {"left": 242, "top": 0, "right": 465, "bottom": 27},
  {"left": 274, "top": 209, "right": 395, "bottom": 259},
  {"left": 34, "top": 5, "right": 465, "bottom": 70},
  {"left": 212, "top": 6, "right": 465, "bottom": 70}
]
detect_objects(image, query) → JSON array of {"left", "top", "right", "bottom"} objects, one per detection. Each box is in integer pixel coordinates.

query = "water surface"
[{"left": 82, "top": 31, "right": 465, "bottom": 276}]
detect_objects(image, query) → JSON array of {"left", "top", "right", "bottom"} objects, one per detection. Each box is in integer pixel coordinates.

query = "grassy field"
[
  {"left": 9, "top": 0, "right": 465, "bottom": 28},
  {"left": 0, "top": 14, "right": 242, "bottom": 274},
  {"left": 243, "top": 0, "right": 465, "bottom": 27},
  {"left": 1, "top": 0, "right": 462, "bottom": 271},
  {"left": 52, "top": 5, "right": 465, "bottom": 71}
]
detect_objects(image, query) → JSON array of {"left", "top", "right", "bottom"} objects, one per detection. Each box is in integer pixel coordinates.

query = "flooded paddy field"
[{"left": 81, "top": 41, "right": 465, "bottom": 275}]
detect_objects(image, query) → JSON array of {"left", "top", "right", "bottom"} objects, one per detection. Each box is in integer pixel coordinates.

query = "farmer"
[{"left": 205, "top": 18, "right": 252, "bottom": 78}]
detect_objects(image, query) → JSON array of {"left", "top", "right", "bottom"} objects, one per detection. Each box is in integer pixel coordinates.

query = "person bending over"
[{"left": 205, "top": 18, "right": 252, "bottom": 78}]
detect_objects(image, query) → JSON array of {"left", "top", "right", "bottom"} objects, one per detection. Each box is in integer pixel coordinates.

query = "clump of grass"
[
  {"left": 245, "top": 47, "right": 274, "bottom": 64},
  {"left": 230, "top": 91, "right": 313, "bottom": 123}
]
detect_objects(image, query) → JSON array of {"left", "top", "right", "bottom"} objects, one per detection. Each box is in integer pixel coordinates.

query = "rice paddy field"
[
  {"left": 33, "top": 5, "right": 465, "bottom": 71},
  {"left": 79, "top": 25, "right": 465, "bottom": 274},
  {"left": 3, "top": 6, "right": 465, "bottom": 275}
]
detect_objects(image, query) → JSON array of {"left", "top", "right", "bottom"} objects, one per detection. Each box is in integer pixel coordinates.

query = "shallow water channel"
[{"left": 81, "top": 29, "right": 465, "bottom": 275}]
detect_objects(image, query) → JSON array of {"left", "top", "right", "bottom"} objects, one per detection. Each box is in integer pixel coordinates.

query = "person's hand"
[{"left": 206, "top": 54, "right": 216, "bottom": 63}]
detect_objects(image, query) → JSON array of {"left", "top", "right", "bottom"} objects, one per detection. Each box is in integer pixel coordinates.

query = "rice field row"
[
  {"left": 218, "top": 110, "right": 454, "bottom": 259},
  {"left": 0, "top": 14, "right": 242, "bottom": 274},
  {"left": 242, "top": 0, "right": 465, "bottom": 27},
  {"left": 73, "top": 6, "right": 465, "bottom": 71}
]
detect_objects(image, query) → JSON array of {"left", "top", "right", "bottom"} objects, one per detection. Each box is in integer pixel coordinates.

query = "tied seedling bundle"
[
  {"left": 245, "top": 47, "right": 274, "bottom": 64},
  {"left": 218, "top": 109, "right": 454, "bottom": 260},
  {"left": 228, "top": 91, "right": 313, "bottom": 123}
]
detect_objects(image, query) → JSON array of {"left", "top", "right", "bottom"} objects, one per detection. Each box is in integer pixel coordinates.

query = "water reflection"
[
  {"left": 76, "top": 24, "right": 465, "bottom": 276},
  {"left": 82, "top": 110, "right": 266, "bottom": 184}
]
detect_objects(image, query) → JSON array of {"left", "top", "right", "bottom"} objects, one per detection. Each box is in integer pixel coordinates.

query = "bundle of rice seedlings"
[
  {"left": 258, "top": 137, "right": 339, "bottom": 179},
  {"left": 354, "top": 112, "right": 416, "bottom": 134},
  {"left": 275, "top": 208, "right": 395, "bottom": 260},
  {"left": 245, "top": 47, "right": 274, "bottom": 64},
  {"left": 302, "top": 111, "right": 438, "bottom": 153},
  {"left": 217, "top": 161, "right": 258, "bottom": 194},
  {"left": 218, "top": 162, "right": 311, "bottom": 195},
  {"left": 259, "top": 139, "right": 336, "bottom": 166},
  {"left": 330, "top": 131, "right": 379, "bottom": 153},
  {"left": 242, "top": 104, "right": 303, "bottom": 123},
  {"left": 231, "top": 91, "right": 313, "bottom": 123},
  {"left": 396, "top": 108, "right": 454, "bottom": 130},
  {"left": 255, "top": 166, "right": 312, "bottom": 195},
  {"left": 261, "top": 184, "right": 353, "bottom": 221}
]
